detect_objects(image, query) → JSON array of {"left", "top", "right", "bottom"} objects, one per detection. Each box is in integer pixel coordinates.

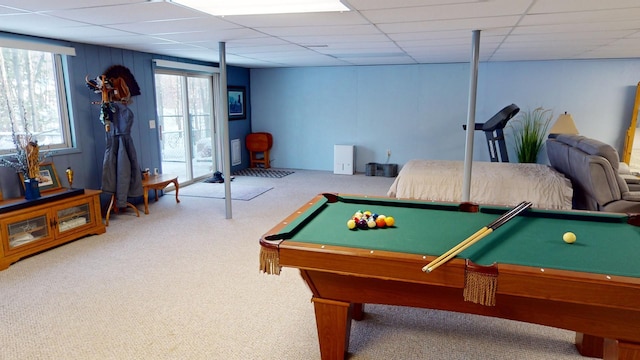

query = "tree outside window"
[{"left": 0, "top": 47, "right": 72, "bottom": 154}]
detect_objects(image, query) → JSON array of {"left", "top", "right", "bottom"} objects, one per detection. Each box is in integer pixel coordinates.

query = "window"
[{"left": 0, "top": 47, "right": 72, "bottom": 153}]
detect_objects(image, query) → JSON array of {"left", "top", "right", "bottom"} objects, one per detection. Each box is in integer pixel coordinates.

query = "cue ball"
[{"left": 563, "top": 232, "right": 576, "bottom": 244}]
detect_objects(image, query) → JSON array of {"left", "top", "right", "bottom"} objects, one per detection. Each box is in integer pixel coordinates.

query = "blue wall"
[
  {"left": 250, "top": 59, "right": 640, "bottom": 171},
  {"left": 1, "top": 33, "right": 251, "bottom": 206},
  {"left": 226, "top": 67, "right": 252, "bottom": 166}
]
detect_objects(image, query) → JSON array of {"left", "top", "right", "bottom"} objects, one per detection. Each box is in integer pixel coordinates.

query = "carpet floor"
[{"left": 179, "top": 182, "right": 273, "bottom": 200}]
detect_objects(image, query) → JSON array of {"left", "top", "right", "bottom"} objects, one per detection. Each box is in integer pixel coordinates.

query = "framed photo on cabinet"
[{"left": 20, "top": 162, "right": 62, "bottom": 193}]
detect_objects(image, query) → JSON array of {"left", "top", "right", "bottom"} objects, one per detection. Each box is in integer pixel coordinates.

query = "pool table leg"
[
  {"left": 603, "top": 338, "right": 640, "bottom": 360},
  {"left": 312, "top": 297, "right": 353, "bottom": 360},
  {"left": 575, "top": 333, "right": 603, "bottom": 358},
  {"left": 577, "top": 333, "right": 640, "bottom": 360}
]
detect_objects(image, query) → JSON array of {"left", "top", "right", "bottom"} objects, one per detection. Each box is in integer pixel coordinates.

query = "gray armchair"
[{"left": 546, "top": 134, "right": 640, "bottom": 213}]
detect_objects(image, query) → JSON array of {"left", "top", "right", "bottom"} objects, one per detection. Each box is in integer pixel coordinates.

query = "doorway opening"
[{"left": 154, "top": 70, "right": 219, "bottom": 184}]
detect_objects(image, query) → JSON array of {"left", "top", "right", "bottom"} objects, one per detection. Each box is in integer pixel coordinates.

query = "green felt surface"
[{"left": 281, "top": 195, "right": 640, "bottom": 278}]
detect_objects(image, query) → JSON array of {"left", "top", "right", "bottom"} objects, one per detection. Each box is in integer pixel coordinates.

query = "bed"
[{"left": 387, "top": 160, "right": 573, "bottom": 209}]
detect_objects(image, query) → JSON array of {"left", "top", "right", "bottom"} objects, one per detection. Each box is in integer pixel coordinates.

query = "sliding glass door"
[{"left": 154, "top": 70, "right": 216, "bottom": 183}]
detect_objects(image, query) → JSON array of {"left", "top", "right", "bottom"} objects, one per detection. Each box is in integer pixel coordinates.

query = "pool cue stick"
[
  {"left": 423, "top": 201, "right": 532, "bottom": 273},
  {"left": 421, "top": 201, "right": 528, "bottom": 273},
  {"left": 430, "top": 201, "right": 529, "bottom": 264},
  {"left": 422, "top": 201, "right": 532, "bottom": 273}
]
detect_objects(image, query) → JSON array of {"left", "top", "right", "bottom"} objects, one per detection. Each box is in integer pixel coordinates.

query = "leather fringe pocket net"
[
  {"left": 259, "top": 246, "right": 281, "bottom": 275},
  {"left": 463, "top": 259, "right": 498, "bottom": 306}
]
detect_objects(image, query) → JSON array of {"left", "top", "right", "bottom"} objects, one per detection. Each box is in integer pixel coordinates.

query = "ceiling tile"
[
  {"left": 520, "top": 8, "right": 640, "bottom": 26},
  {"left": 378, "top": 16, "right": 521, "bottom": 33},
  {"left": 2, "top": 0, "right": 640, "bottom": 67},
  {"left": 529, "top": 0, "right": 640, "bottom": 14},
  {"left": 48, "top": 2, "right": 203, "bottom": 25},
  {"left": 220, "top": 11, "right": 367, "bottom": 28},
  {"left": 344, "top": 0, "right": 481, "bottom": 11},
  {"left": 360, "top": 0, "right": 532, "bottom": 23}
]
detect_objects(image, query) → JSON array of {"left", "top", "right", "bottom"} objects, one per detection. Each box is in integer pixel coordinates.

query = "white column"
[
  {"left": 462, "top": 30, "right": 481, "bottom": 203},
  {"left": 219, "top": 42, "right": 232, "bottom": 219}
]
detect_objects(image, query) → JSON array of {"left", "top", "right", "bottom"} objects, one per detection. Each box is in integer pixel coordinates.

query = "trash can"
[
  {"left": 382, "top": 164, "right": 398, "bottom": 177},
  {"left": 365, "top": 163, "right": 377, "bottom": 176}
]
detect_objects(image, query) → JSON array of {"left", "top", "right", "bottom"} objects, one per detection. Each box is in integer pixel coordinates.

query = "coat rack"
[{"left": 86, "top": 65, "right": 143, "bottom": 224}]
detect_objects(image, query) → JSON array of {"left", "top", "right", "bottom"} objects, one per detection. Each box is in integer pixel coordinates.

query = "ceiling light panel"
[{"left": 170, "top": 0, "right": 350, "bottom": 16}]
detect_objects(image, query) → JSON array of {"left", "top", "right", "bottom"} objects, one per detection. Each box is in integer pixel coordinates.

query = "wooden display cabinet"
[{"left": 0, "top": 189, "right": 106, "bottom": 270}]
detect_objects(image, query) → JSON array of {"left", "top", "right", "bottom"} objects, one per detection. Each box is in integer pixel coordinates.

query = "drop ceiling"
[{"left": 1, "top": 0, "right": 640, "bottom": 68}]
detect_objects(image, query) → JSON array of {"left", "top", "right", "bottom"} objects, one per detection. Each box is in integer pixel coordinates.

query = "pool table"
[{"left": 259, "top": 193, "right": 640, "bottom": 360}]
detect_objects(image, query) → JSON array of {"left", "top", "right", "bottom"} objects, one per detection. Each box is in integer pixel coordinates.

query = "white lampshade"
[{"left": 549, "top": 112, "right": 579, "bottom": 137}]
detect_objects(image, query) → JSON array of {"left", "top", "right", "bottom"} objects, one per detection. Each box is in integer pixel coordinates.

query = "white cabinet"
[{"left": 334, "top": 145, "right": 354, "bottom": 175}]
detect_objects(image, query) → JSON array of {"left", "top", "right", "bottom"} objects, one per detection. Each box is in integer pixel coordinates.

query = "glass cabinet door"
[
  {"left": 56, "top": 203, "right": 90, "bottom": 233},
  {"left": 7, "top": 214, "right": 50, "bottom": 249}
]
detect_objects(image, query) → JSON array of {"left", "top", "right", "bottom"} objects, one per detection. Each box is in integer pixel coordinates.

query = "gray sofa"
[{"left": 546, "top": 134, "right": 640, "bottom": 213}]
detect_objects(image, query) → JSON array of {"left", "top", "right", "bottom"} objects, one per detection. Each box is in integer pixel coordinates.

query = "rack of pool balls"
[{"left": 347, "top": 210, "right": 395, "bottom": 230}]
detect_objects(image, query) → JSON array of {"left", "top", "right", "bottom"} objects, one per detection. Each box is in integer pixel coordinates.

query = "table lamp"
[{"left": 548, "top": 112, "right": 579, "bottom": 138}]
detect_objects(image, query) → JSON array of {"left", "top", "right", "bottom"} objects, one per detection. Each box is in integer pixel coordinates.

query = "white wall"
[{"left": 250, "top": 59, "right": 640, "bottom": 172}]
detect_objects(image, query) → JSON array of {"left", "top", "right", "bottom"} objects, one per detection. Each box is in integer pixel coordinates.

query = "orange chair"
[{"left": 246, "top": 132, "right": 273, "bottom": 168}]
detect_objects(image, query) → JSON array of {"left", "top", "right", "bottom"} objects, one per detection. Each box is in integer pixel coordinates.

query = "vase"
[{"left": 24, "top": 178, "right": 41, "bottom": 200}]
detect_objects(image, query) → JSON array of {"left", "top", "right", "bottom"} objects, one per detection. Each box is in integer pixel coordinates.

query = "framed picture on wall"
[{"left": 228, "top": 86, "right": 246, "bottom": 120}]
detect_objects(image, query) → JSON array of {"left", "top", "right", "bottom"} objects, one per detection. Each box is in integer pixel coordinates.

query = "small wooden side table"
[
  {"left": 142, "top": 174, "right": 180, "bottom": 214},
  {"left": 246, "top": 132, "right": 273, "bottom": 168}
]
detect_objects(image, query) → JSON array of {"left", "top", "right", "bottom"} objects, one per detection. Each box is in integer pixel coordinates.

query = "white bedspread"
[{"left": 387, "top": 160, "right": 573, "bottom": 209}]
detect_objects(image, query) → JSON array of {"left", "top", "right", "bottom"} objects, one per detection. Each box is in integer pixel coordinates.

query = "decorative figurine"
[{"left": 66, "top": 167, "right": 74, "bottom": 189}]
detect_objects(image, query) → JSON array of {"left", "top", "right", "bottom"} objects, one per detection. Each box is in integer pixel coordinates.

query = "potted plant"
[{"left": 509, "top": 107, "right": 553, "bottom": 163}]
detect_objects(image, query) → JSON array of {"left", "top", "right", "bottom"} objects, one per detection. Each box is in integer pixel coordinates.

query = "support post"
[
  {"left": 462, "top": 30, "right": 481, "bottom": 202},
  {"left": 219, "top": 42, "right": 232, "bottom": 219}
]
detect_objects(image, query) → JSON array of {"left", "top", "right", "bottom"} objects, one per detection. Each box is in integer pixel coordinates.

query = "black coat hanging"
[{"left": 101, "top": 102, "right": 143, "bottom": 208}]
